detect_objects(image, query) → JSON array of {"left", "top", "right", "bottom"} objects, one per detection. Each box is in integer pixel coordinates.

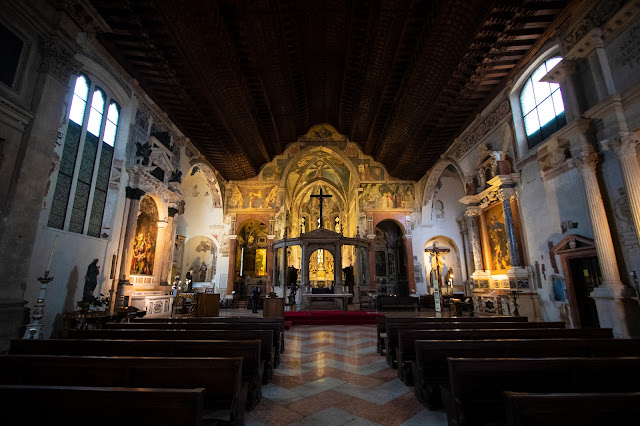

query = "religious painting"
[
  {"left": 484, "top": 203, "right": 511, "bottom": 272},
  {"left": 255, "top": 248, "right": 267, "bottom": 276},
  {"left": 130, "top": 196, "right": 158, "bottom": 275},
  {"left": 360, "top": 183, "right": 415, "bottom": 210}
]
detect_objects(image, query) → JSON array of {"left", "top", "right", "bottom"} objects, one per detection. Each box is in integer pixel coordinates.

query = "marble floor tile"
[{"left": 245, "top": 324, "right": 448, "bottom": 426}]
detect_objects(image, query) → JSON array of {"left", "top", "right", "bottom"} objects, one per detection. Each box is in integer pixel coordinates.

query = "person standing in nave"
[
  {"left": 251, "top": 286, "right": 261, "bottom": 313},
  {"left": 186, "top": 268, "right": 194, "bottom": 292}
]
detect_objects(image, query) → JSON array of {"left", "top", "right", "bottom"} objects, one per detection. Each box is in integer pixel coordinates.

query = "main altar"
[{"left": 271, "top": 228, "right": 370, "bottom": 307}]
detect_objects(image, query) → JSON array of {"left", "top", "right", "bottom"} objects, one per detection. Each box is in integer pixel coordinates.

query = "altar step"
[{"left": 284, "top": 311, "right": 384, "bottom": 326}]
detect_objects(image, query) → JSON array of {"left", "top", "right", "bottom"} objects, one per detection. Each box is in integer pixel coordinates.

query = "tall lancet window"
[
  {"left": 48, "top": 74, "right": 120, "bottom": 237},
  {"left": 520, "top": 57, "right": 565, "bottom": 148}
]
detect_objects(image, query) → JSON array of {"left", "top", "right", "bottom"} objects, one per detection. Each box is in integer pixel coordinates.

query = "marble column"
[
  {"left": 466, "top": 207, "right": 484, "bottom": 272},
  {"left": 334, "top": 243, "right": 343, "bottom": 287},
  {"left": 458, "top": 217, "right": 471, "bottom": 280},
  {"left": 153, "top": 220, "right": 169, "bottom": 286},
  {"left": 301, "top": 244, "right": 309, "bottom": 286},
  {"left": 116, "top": 187, "right": 145, "bottom": 306},
  {"left": 266, "top": 236, "right": 275, "bottom": 293},
  {"left": 498, "top": 190, "right": 521, "bottom": 267},
  {"left": 227, "top": 237, "right": 237, "bottom": 295},
  {"left": 368, "top": 236, "right": 376, "bottom": 290},
  {"left": 573, "top": 149, "right": 637, "bottom": 337},
  {"left": 164, "top": 207, "right": 179, "bottom": 284},
  {"left": 403, "top": 236, "right": 416, "bottom": 294},
  {"left": 611, "top": 134, "right": 640, "bottom": 246}
]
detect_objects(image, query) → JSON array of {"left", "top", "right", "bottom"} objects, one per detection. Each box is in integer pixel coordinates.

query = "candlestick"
[{"left": 46, "top": 235, "right": 58, "bottom": 272}]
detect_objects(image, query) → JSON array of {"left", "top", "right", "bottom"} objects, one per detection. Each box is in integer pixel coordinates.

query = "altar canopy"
[{"left": 272, "top": 228, "right": 370, "bottom": 293}]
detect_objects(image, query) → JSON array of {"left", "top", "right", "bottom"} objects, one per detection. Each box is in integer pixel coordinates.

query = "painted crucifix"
[{"left": 310, "top": 187, "right": 332, "bottom": 229}]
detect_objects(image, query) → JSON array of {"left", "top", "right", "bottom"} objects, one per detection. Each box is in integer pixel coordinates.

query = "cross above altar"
[{"left": 310, "top": 188, "right": 332, "bottom": 229}]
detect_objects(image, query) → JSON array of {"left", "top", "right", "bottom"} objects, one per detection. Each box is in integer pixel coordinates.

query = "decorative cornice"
[
  {"left": 564, "top": 0, "right": 627, "bottom": 55},
  {"left": 540, "top": 60, "right": 576, "bottom": 84},
  {"left": 449, "top": 100, "right": 511, "bottom": 160},
  {"left": 0, "top": 97, "right": 34, "bottom": 133}
]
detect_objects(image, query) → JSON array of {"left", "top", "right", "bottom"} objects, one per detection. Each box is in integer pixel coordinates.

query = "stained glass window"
[
  {"left": 48, "top": 75, "right": 119, "bottom": 237},
  {"left": 520, "top": 57, "right": 566, "bottom": 148}
]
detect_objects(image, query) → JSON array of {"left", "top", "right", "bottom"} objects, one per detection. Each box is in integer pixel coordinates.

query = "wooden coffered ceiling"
[{"left": 90, "top": 0, "right": 573, "bottom": 181}]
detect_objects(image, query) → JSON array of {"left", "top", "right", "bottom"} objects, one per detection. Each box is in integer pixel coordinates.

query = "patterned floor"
[{"left": 246, "top": 325, "right": 447, "bottom": 425}]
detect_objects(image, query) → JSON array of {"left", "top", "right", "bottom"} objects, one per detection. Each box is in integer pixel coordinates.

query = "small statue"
[
  {"left": 169, "top": 170, "right": 182, "bottom": 183},
  {"left": 135, "top": 141, "right": 152, "bottom": 165},
  {"left": 199, "top": 261, "right": 207, "bottom": 282},
  {"left": 82, "top": 259, "right": 100, "bottom": 301}
]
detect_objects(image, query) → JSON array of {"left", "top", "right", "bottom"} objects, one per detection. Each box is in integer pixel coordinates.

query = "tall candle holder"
[{"left": 23, "top": 271, "right": 54, "bottom": 339}]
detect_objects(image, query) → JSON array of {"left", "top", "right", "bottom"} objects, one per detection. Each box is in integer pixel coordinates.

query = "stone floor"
[{"left": 245, "top": 324, "right": 448, "bottom": 426}]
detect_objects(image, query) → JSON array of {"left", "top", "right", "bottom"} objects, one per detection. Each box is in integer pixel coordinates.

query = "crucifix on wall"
[{"left": 310, "top": 188, "right": 332, "bottom": 229}]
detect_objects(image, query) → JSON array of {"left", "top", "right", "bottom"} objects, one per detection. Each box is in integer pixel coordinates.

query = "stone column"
[
  {"left": 118, "top": 188, "right": 146, "bottom": 282},
  {"left": 573, "top": 149, "right": 637, "bottom": 337},
  {"left": 403, "top": 236, "right": 416, "bottom": 294},
  {"left": 226, "top": 236, "right": 237, "bottom": 295},
  {"left": 498, "top": 189, "right": 521, "bottom": 267},
  {"left": 466, "top": 207, "right": 484, "bottom": 272},
  {"left": 281, "top": 244, "right": 288, "bottom": 291},
  {"left": 609, "top": 133, "right": 640, "bottom": 246},
  {"left": 301, "top": 244, "right": 309, "bottom": 286},
  {"left": 164, "top": 207, "right": 179, "bottom": 284},
  {"left": 368, "top": 236, "right": 376, "bottom": 290},
  {"left": 266, "top": 235, "right": 275, "bottom": 293},
  {"left": 458, "top": 217, "right": 471, "bottom": 280},
  {"left": 153, "top": 220, "right": 168, "bottom": 286},
  {"left": 334, "top": 243, "right": 343, "bottom": 287}
]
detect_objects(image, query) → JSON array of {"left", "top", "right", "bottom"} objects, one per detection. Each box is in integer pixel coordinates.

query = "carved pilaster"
[
  {"left": 608, "top": 133, "right": 640, "bottom": 246},
  {"left": 39, "top": 36, "right": 80, "bottom": 84}
]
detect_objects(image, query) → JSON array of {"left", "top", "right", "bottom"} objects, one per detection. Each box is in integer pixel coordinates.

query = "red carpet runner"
[{"left": 284, "top": 311, "right": 384, "bottom": 326}]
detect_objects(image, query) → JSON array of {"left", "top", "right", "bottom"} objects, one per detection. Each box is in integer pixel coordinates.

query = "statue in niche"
[
  {"left": 199, "top": 261, "right": 207, "bottom": 282},
  {"left": 169, "top": 170, "right": 182, "bottom": 183},
  {"left": 335, "top": 217, "right": 341, "bottom": 233},
  {"left": 82, "top": 259, "right": 100, "bottom": 301},
  {"left": 435, "top": 200, "right": 444, "bottom": 219},
  {"left": 135, "top": 142, "right": 152, "bottom": 165}
]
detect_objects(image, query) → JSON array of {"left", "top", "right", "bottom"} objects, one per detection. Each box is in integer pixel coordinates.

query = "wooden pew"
[
  {"left": 134, "top": 316, "right": 286, "bottom": 352},
  {"left": 106, "top": 321, "right": 283, "bottom": 367},
  {"left": 386, "top": 321, "right": 566, "bottom": 367},
  {"left": 376, "top": 316, "right": 528, "bottom": 355},
  {"left": 68, "top": 328, "right": 275, "bottom": 383},
  {"left": 0, "top": 385, "right": 208, "bottom": 426},
  {"left": 0, "top": 355, "right": 247, "bottom": 424},
  {"left": 504, "top": 391, "right": 640, "bottom": 426},
  {"left": 442, "top": 357, "right": 640, "bottom": 426},
  {"left": 10, "top": 338, "right": 264, "bottom": 410},
  {"left": 411, "top": 337, "right": 640, "bottom": 409}
]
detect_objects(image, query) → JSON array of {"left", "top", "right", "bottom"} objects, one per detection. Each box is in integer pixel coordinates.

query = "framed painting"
[{"left": 484, "top": 202, "right": 511, "bottom": 273}]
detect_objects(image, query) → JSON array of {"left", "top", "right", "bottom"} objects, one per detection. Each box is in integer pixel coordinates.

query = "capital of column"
[
  {"left": 465, "top": 206, "right": 482, "bottom": 217},
  {"left": 603, "top": 133, "right": 640, "bottom": 159},
  {"left": 126, "top": 186, "right": 146, "bottom": 200},
  {"left": 570, "top": 151, "right": 598, "bottom": 174},
  {"left": 168, "top": 207, "right": 179, "bottom": 218},
  {"left": 497, "top": 187, "right": 517, "bottom": 201}
]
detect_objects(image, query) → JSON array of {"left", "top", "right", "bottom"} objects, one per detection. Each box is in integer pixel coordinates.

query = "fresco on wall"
[
  {"left": 355, "top": 159, "right": 385, "bottom": 181},
  {"left": 228, "top": 184, "right": 279, "bottom": 209},
  {"left": 130, "top": 196, "right": 158, "bottom": 275},
  {"left": 359, "top": 183, "right": 414, "bottom": 210},
  {"left": 485, "top": 202, "right": 511, "bottom": 272}
]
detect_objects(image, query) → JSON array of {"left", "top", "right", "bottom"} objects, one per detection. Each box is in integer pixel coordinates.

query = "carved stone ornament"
[
  {"left": 569, "top": 150, "right": 599, "bottom": 173},
  {"left": 451, "top": 101, "right": 511, "bottom": 160},
  {"left": 125, "top": 186, "right": 146, "bottom": 200},
  {"left": 39, "top": 36, "right": 80, "bottom": 84},
  {"left": 612, "top": 133, "right": 640, "bottom": 159},
  {"left": 564, "top": 0, "right": 626, "bottom": 53}
]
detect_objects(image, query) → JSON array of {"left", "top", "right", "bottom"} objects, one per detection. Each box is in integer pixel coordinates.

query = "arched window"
[
  {"left": 48, "top": 74, "right": 120, "bottom": 237},
  {"left": 520, "top": 57, "right": 565, "bottom": 148}
]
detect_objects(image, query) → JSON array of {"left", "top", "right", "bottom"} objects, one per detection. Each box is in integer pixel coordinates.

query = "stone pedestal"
[{"left": 591, "top": 286, "right": 640, "bottom": 338}]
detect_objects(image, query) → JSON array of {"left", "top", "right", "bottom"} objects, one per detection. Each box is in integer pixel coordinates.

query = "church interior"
[{"left": 2, "top": 0, "right": 640, "bottom": 424}]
